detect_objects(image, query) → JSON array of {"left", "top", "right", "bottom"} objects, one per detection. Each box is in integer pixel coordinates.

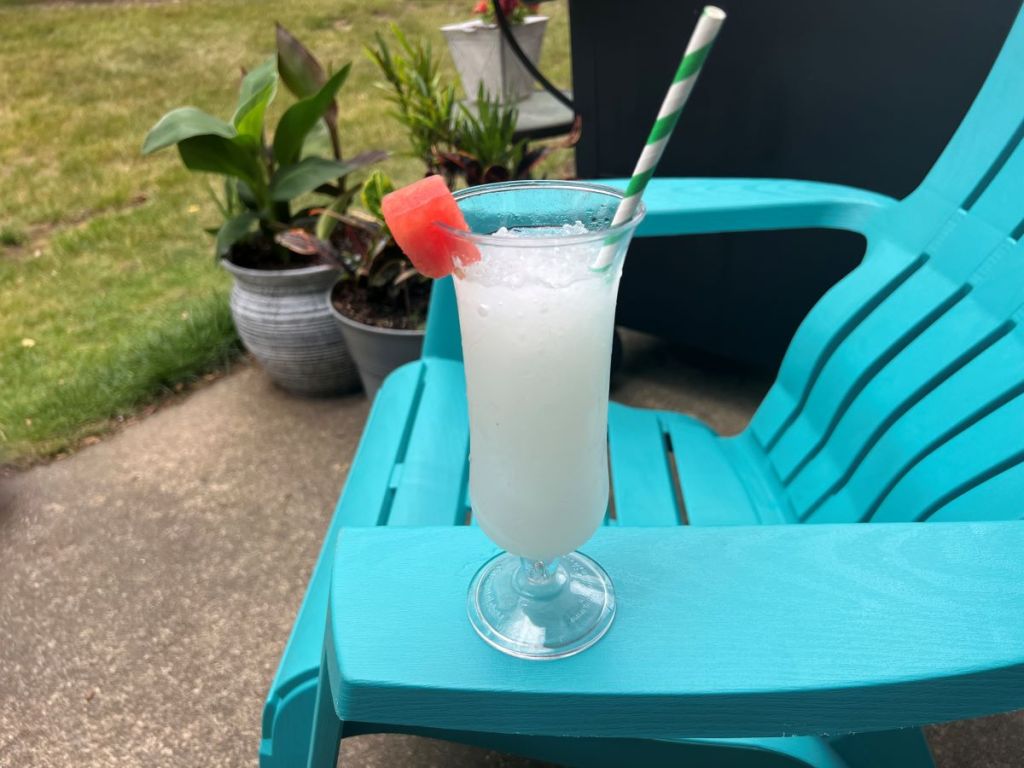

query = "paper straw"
[{"left": 592, "top": 6, "right": 726, "bottom": 270}]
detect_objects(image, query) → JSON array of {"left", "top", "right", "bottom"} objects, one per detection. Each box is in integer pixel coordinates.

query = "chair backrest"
[
  {"left": 422, "top": 276, "right": 463, "bottom": 362},
  {"left": 749, "top": 4, "right": 1024, "bottom": 525}
]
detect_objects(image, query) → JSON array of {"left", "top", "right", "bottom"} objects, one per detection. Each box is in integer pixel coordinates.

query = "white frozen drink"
[{"left": 454, "top": 223, "right": 619, "bottom": 562}]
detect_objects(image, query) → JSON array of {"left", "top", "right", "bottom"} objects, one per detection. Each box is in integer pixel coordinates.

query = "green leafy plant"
[
  {"left": 359, "top": 169, "right": 396, "bottom": 236},
  {"left": 277, "top": 168, "right": 430, "bottom": 329},
  {"left": 436, "top": 87, "right": 551, "bottom": 185},
  {"left": 364, "top": 25, "right": 458, "bottom": 182},
  {"left": 350, "top": 169, "right": 422, "bottom": 299},
  {"left": 142, "top": 24, "right": 386, "bottom": 267},
  {"left": 366, "top": 26, "right": 564, "bottom": 189}
]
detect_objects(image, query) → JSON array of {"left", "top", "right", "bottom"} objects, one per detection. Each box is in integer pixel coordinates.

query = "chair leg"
[
  {"left": 306, "top": 647, "right": 344, "bottom": 768},
  {"left": 260, "top": 675, "right": 319, "bottom": 768}
]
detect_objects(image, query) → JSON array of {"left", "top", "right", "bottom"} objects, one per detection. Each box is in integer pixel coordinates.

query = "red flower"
[
  {"left": 473, "top": 0, "right": 538, "bottom": 20},
  {"left": 526, "top": 2, "right": 540, "bottom": 12}
]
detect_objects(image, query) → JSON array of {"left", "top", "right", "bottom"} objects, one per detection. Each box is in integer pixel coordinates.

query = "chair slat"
[
  {"left": 335, "top": 362, "right": 427, "bottom": 526},
  {"left": 768, "top": 269, "right": 967, "bottom": 482},
  {"left": 871, "top": 390, "right": 1024, "bottom": 522},
  {"left": 969, "top": 122, "right": 1024, "bottom": 235},
  {"left": 789, "top": 311, "right": 1011, "bottom": 520},
  {"left": 808, "top": 331, "right": 1024, "bottom": 524},
  {"left": 751, "top": 187, "right": 970, "bottom": 450},
  {"left": 919, "top": 10, "right": 1024, "bottom": 206},
  {"left": 929, "top": 462, "right": 1024, "bottom": 522},
  {"left": 789, "top": 242, "right": 1024, "bottom": 519},
  {"left": 767, "top": 215, "right": 1007, "bottom": 484},
  {"left": 662, "top": 413, "right": 762, "bottom": 526},
  {"left": 607, "top": 403, "right": 679, "bottom": 526},
  {"left": 387, "top": 360, "right": 470, "bottom": 526},
  {"left": 750, "top": 242, "right": 926, "bottom": 449}
]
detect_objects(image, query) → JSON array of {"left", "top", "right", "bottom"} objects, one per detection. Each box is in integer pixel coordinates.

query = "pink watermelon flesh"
[{"left": 381, "top": 175, "right": 479, "bottom": 279}]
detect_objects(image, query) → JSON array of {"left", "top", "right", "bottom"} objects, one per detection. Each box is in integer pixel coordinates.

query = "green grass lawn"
[{"left": 0, "top": 0, "right": 573, "bottom": 463}]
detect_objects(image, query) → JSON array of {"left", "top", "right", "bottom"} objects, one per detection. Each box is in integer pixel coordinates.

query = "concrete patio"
[{"left": 1, "top": 331, "right": 1021, "bottom": 767}]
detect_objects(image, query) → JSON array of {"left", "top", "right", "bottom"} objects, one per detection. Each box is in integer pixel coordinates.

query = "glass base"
[{"left": 467, "top": 551, "right": 616, "bottom": 660}]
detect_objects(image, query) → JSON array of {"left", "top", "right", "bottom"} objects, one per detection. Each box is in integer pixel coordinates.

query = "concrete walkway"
[{"left": 1, "top": 333, "right": 1020, "bottom": 767}]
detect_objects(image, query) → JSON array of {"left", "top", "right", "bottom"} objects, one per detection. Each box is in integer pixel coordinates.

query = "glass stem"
[{"left": 515, "top": 556, "right": 564, "bottom": 598}]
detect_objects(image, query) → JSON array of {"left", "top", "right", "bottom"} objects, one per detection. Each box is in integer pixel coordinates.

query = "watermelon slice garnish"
[{"left": 381, "top": 175, "right": 480, "bottom": 279}]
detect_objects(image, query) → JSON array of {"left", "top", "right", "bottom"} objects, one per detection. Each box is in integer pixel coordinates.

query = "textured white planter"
[{"left": 441, "top": 16, "right": 548, "bottom": 103}]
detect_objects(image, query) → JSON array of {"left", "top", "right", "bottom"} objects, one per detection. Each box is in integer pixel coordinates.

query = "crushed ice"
[
  {"left": 491, "top": 221, "right": 590, "bottom": 238},
  {"left": 461, "top": 221, "right": 601, "bottom": 288}
]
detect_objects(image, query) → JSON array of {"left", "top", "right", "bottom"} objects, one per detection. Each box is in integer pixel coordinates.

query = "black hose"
[{"left": 491, "top": 0, "right": 576, "bottom": 113}]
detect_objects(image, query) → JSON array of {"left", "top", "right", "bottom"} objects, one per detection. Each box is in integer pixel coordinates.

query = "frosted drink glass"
[{"left": 442, "top": 181, "right": 644, "bottom": 659}]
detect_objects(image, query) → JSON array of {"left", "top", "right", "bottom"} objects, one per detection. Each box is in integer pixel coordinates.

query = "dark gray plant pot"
[
  {"left": 327, "top": 281, "right": 425, "bottom": 400},
  {"left": 222, "top": 259, "right": 359, "bottom": 397}
]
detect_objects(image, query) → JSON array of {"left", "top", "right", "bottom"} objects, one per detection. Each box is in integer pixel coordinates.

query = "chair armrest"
[
  {"left": 597, "top": 177, "right": 896, "bottom": 237},
  {"left": 329, "top": 523, "right": 1024, "bottom": 740},
  {"left": 419, "top": 179, "right": 893, "bottom": 357}
]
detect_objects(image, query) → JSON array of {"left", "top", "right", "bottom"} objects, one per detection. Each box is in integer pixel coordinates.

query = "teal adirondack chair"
[{"left": 261, "top": 7, "right": 1024, "bottom": 767}]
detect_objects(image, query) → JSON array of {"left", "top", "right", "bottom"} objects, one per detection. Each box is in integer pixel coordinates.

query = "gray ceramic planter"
[
  {"left": 327, "top": 280, "right": 424, "bottom": 399},
  {"left": 222, "top": 259, "right": 359, "bottom": 397}
]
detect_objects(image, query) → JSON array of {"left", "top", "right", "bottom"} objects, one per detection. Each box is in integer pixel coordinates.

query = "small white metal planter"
[{"left": 441, "top": 16, "right": 548, "bottom": 103}]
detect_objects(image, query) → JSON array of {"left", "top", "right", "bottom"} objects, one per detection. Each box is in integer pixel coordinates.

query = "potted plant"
[
  {"left": 276, "top": 171, "right": 430, "bottom": 398},
  {"left": 141, "top": 25, "right": 385, "bottom": 396},
  {"left": 441, "top": 0, "right": 547, "bottom": 103},
  {"left": 367, "top": 26, "right": 558, "bottom": 188},
  {"left": 433, "top": 90, "right": 554, "bottom": 186},
  {"left": 290, "top": 28, "right": 557, "bottom": 398}
]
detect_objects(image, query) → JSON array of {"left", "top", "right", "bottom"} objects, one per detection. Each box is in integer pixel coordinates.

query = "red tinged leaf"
[{"left": 381, "top": 175, "right": 480, "bottom": 279}]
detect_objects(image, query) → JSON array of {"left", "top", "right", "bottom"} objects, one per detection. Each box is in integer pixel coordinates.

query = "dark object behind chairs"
[{"left": 568, "top": 0, "right": 1021, "bottom": 369}]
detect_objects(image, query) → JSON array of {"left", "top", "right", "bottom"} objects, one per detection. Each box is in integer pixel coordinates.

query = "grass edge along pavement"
[
  {"left": 0, "top": 0, "right": 573, "bottom": 463},
  {"left": 0, "top": 292, "right": 241, "bottom": 465}
]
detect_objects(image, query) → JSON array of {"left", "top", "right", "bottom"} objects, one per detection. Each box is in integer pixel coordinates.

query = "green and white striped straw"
[{"left": 593, "top": 5, "right": 726, "bottom": 270}]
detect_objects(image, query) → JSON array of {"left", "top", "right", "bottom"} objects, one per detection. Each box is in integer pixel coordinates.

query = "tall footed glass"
[{"left": 441, "top": 181, "right": 645, "bottom": 660}]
